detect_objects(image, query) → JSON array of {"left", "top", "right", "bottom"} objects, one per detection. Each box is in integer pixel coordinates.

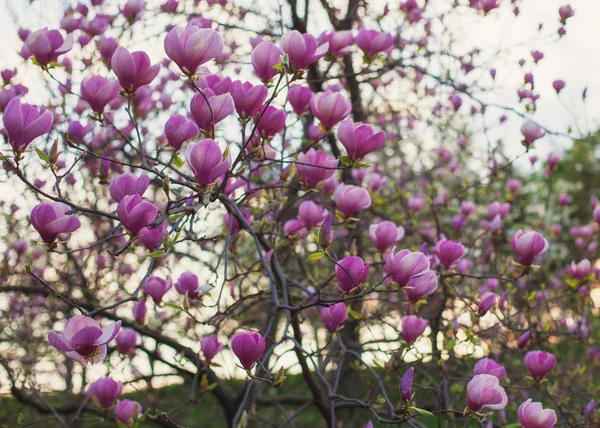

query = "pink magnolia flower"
[
  {"left": 407, "top": 194, "right": 426, "bottom": 212},
  {"left": 435, "top": 239, "right": 465, "bottom": 268},
  {"left": 511, "top": 230, "right": 549, "bottom": 266},
  {"left": 524, "top": 351, "right": 556, "bottom": 380},
  {"left": 320, "top": 303, "right": 347, "bottom": 332},
  {"left": 466, "top": 374, "right": 508, "bottom": 412},
  {"left": 335, "top": 256, "right": 370, "bottom": 292},
  {"left": 405, "top": 270, "right": 438, "bottom": 302},
  {"left": 88, "top": 377, "right": 123, "bottom": 408},
  {"left": 521, "top": 120, "right": 545, "bottom": 146},
  {"left": 518, "top": 330, "right": 533, "bottom": 349},
  {"left": 201, "top": 336, "right": 224, "bottom": 363},
  {"left": 48, "top": 315, "right": 121, "bottom": 366},
  {"left": 142, "top": 275, "right": 172, "bottom": 304},
  {"left": 2, "top": 97, "right": 53, "bottom": 151},
  {"left": 185, "top": 139, "right": 231, "bottom": 186},
  {"left": 559, "top": 5, "right": 574, "bottom": 24},
  {"left": 111, "top": 47, "right": 160, "bottom": 93},
  {"left": 121, "top": 0, "right": 144, "bottom": 20},
  {"left": 117, "top": 194, "right": 158, "bottom": 236},
  {"left": 164, "top": 114, "right": 199, "bottom": 150},
  {"left": 280, "top": 30, "right": 328, "bottom": 70},
  {"left": 26, "top": 28, "right": 73, "bottom": 65},
  {"left": 402, "top": 315, "right": 428, "bottom": 344},
  {"left": 109, "top": 172, "right": 150, "bottom": 202},
  {"left": 296, "top": 149, "right": 338, "bottom": 188},
  {"left": 255, "top": 105, "right": 286, "bottom": 138},
  {"left": 311, "top": 90, "right": 352, "bottom": 130},
  {"left": 287, "top": 85, "right": 313, "bottom": 116},
  {"left": 552, "top": 79, "right": 565, "bottom": 94},
  {"left": 334, "top": 184, "right": 372, "bottom": 217},
  {"left": 251, "top": 42, "right": 281, "bottom": 82},
  {"left": 190, "top": 89, "right": 234, "bottom": 131},
  {"left": 355, "top": 27, "right": 394, "bottom": 58},
  {"left": 488, "top": 201, "right": 510, "bottom": 219},
  {"left": 230, "top": 80, "right": 268, "bottom": 118},
  {"left": 384, "top": 247, "right": 430, "bottom": 287},
  {"left": 318, "top": 30, "right": 353, "bottom": 56},
  {"left": 139, "top": 221, "right": 168, "bottom": 251},
  {"left": 518, "top": 399, "right": 557, "bottom": 428},
  {"left": 30, "top": 202, "right": 81, "bottom": 244},
  {"left": 115, "top": 327, "right": 138, "bottom": 356},
  {"left": 174, "top": 272, "right": 209, "bottom": 298},
  {"left": 297, "top": 201, "right": 328, "bottom": 228},
  {"left": 473, "top": 358, "right": 506, "bottom": 379},
  {"left": 368, "top": 221, "right": 405, "bottom": 253},
  {"left": 80, "top": 75, "right": 120, "bottom": 113},
  {"left": 231, "top": 331, "right": 266, "bottom": 370},
  {"left": 569, "top": 259, "right": 591, "bottom": 280},
  {"left": 337, "top": 119, "right": 386, "bottom": 160},
  {"left": 164, "top": 26, "right": 224, "bottom": 74},
  {"left": 114, "top": 400, "right": 142, "bottom": 426}
]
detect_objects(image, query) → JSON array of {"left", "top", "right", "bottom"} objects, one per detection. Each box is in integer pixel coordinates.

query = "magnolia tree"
[{"left": 0, "top": 0, "right": 598, "bottom": 427}]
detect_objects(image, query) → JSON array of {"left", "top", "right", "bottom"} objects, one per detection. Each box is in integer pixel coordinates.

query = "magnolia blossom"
[
  {"left": 31, "top": 202, "right": 81, "bottom": 244},
  {"left": 231, "top": 331, "right": 265, "bottom": 370},
  {"left": 466, "top": 374, "right": 508, "bottom": 412},
  {"left": 518, "top": 399, "right": 557, "bottom": 428},
  {"left": 48, "top": 315, "right": 121, "bottom": 366}
]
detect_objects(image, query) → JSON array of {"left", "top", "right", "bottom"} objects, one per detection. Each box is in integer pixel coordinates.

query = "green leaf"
[
  {"left": 338, "top": 155, "right": 353, "bottom": 166},
  {"left": 347, "top": 308, "right": 362, "bottom": 320},
  {"left": 306, "top": 252, "right": 324, "bottom": 262},
  {"left": 504, "top": 424, "right": 521, "bottom": 428},
  {"left": 34, "top": 148, "right": 49, "bottom": 162},
  {"left": 0, "top": 154, "right": 9, "bottom": 161},
  {"left": 147, "top": 250, "right": 164, "bottom": 258},
  {"left": 173, "top": 155, "right": 184, "bottom": 168},
  {"left": 164, "top": 302, "right": 186, "bottom": 312},
  {"left": 411, "top": 407, "right": 434, "bottom": 417},
  {"left": 222, "top": 146, "right": 230, "bottom": 161}
]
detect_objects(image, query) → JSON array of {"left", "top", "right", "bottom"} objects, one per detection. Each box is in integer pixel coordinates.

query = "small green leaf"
[
  {"left": 222, "top": 146, "right": 230, "bottom": 161},
  {"left": 505, "top": 424, "right": 521, "bottom": 428},
  {"left": 0, "top": 154, "right": 10, "bottom": 161},
  {"left": 338, "top": 155, "right": 352, "bottom": 166},
  {"left": 147, "top": 250, "right": 164, "bottom": 258},
  {"left": 173, "top": 155, "right": 184, "bottom": 168},
  {"left": 35, "top": 148, "right": 50, "bottom": 162},
  {"left": 347, "top": 308, "right": 362, "bottom": 320},
  {"left": 164, "top": 302, "right": 186, "bottom": 312},
  {"left": 306, "top": 252, "right": 324, "bottom": 262},
  {"left": 411, "top": 407, "right": 434, "bottom": 417}
]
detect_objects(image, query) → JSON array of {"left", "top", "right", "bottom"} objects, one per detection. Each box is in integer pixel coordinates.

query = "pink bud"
[
  {"left": 320, "top": 303, "right": 347, "bottom": 332},
  {"left": 201, "top": 336, "right": 224, "bottom": 363},
  {"left": 478, "top": 292, "right": 497, "bottom": 316},
  {"left": 401, "top": 367, "right": 414, "bottom": 401},
  {"left": 132, "top": 298, "right": 147, "bottom": 323},
  {"left": 114, "top": 400, "right": 142, "bottom": 426},
  {"left": 297, "top": 201, "right": 328, "bottom": 228},
  {"left": 524, "top": 351, "right": 556, "bottom": 380},
  {"left": 255, "top": 105, "right": 286, "bottom": 138},
  {"left": 287, "top": 85, "right": 313, "bottom": 116},
  {"left": 511, "top": 230, "right": 549, "bottom": 266},
  {"left": 355, "top": 27, "right": 394, "bottom": 58},
  {"left": 164, "top": 114, "right": 199, "bottom": 150},
  {"left": 520, "top": 120, "right": 545, "bottom": 146},
  {"left": 335, "top": 256, "right": 370, "bottom": 293},
  {"left": 384, "top": 248, "right": 430, "bottom": 287},
  {"left": 142, "top": 275, "right": 172, "bottom": 304},
  {"left": 190, "top": 89, "right": 234, "bottom": 131},
  {"left": 88, "top": 377, "right": 123, "bottom": 408},
  {"left": 402, "top": 315, "right": 428, "bottom": 344},
  {"left": 318, "top": 30, "right": 353, "bottom": 56},
  {"left": 251, "top": 42, "right": 281, "bottom": 82},
  {"left": 115, "top": 327, "right": 138, "bottom": 355},
  {"left": 435, "top": 239, "right": 465, "bottom": 268},
  {"left": 231, "top": 331, "right": 265, "bottom": 370},
  {"left": 109, "top": 172, "right": 150, "bottom": 202},
  {"left": 405, "top": 270, "right": 438, "bottom": 302},
  {"left": 311, "top": 90, "right": 352, "bottom": 130}
]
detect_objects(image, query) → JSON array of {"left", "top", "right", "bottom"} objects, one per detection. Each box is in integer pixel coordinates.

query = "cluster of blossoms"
[{"left": 1, "top": 0, "right": 597, "bottom": 427}]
